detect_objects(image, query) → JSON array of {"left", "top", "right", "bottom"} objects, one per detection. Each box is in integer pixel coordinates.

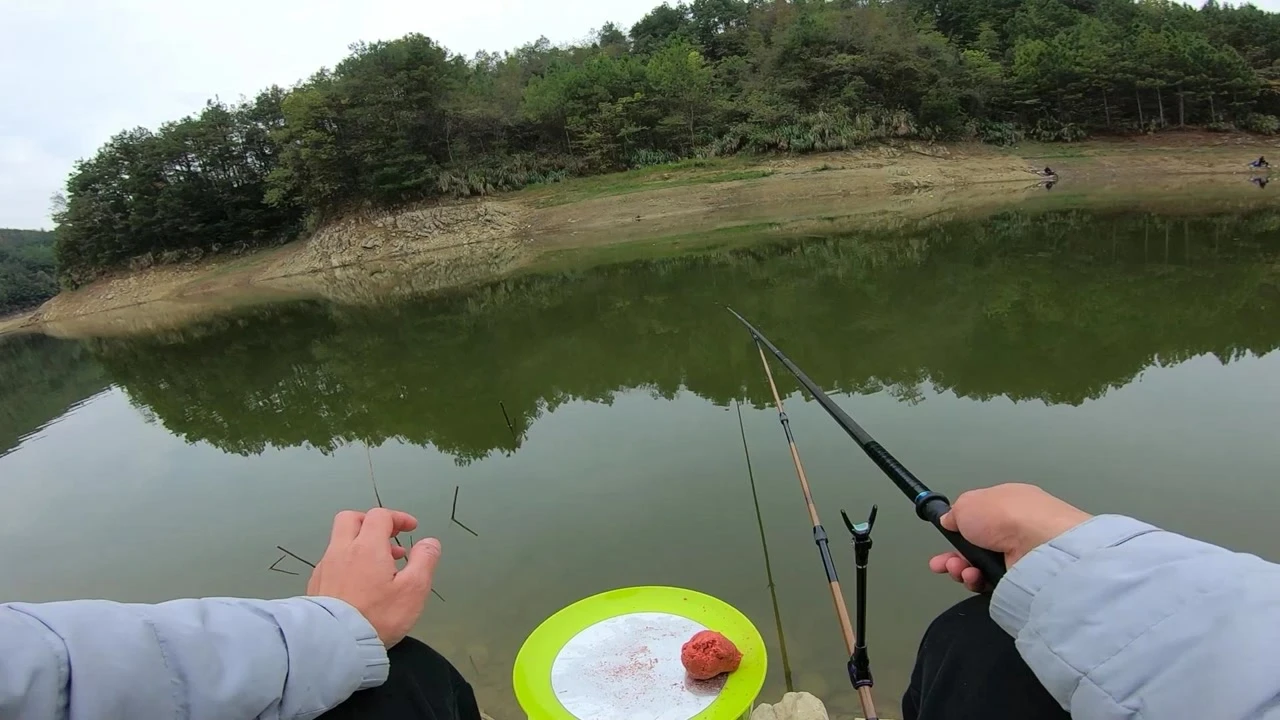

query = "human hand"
[
  {"left": 307, "top": 508, "right": 442, "bottom": 647},
  {"left": 928, "top": 483, "right": 1091, "bottom": 592}
]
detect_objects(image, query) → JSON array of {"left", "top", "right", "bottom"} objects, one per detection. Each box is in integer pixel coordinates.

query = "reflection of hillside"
[
  {"left": 88, "top": 209, "right": 1280, "bottom": 461},
  {"left": 0, "top": 334, "right": 109, "bottom": 457}
]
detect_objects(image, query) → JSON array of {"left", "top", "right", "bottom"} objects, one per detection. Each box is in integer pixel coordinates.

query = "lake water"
[{"left": 3, "top": 205, "right": 1280, "bottom": 719}]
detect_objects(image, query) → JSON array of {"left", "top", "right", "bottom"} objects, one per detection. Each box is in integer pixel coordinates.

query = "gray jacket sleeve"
[
  {"left": 991, "top": 514, "right": 1280, "bottom": 719},
  {"left": 0, "top": 596, "right": 388, "bottom": 720}
]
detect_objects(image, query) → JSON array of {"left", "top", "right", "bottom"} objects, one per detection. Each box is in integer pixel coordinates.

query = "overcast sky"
[
  {"left": 4, "top": 0, "right": 1278, "bottom": 229},
  {"left": 0, "top": 0, "right": 659, "bottom": 229}
]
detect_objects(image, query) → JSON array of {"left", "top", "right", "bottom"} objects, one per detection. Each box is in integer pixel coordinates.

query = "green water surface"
[{"left": 3, "top": 205, "right": 1280, "bottom": 719}]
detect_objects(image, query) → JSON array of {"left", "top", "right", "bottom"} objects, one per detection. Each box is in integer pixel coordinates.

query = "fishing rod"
[
  {"left": 727, "top": 308, "right": 1006, "bottom": 586},
  {"left": 749, "top": 340, "right": 879, "bottom": 720}
]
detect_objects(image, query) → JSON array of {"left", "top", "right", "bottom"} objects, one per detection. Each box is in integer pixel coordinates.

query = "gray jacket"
[
  {"left": 4, "top": 516, "right": 1277, "bottom": 719},
  {"left": 993, "top": 514, "right": 1280, "bottom": 718},
  {"left": 0, "top": 596, "right": 387, "bottom": 720}
]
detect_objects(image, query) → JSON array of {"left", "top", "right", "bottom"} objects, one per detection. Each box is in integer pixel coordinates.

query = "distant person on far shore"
[{"left": 1250, "top": 155, "right": 1269, "bottom": 169}]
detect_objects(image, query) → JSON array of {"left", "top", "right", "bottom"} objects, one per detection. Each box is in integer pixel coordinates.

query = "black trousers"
[
  {"left": 903, "top": 595, "right": 1070, "bottom": 720},
  {"left": 320, "top": 637, "right": 482, "bottom": 720},
  {"left": 322, "top": 596, "right": 1065, "bottom": 720}
]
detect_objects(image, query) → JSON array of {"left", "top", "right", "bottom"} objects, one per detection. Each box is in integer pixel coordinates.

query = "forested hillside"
[
  {"left": 0, "top": 229, "right": 57, "bottom": 314},
  {"left": 54, "top": 0, "right": 1280, "bottom": 285}
]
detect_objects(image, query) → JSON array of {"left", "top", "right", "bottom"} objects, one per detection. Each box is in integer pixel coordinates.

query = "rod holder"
[
  {"left": 848, "top": 645, "right": 873, "bottom": 689},
  {"left": 841, "top": 505, "right": 877, "bottom": 689}
]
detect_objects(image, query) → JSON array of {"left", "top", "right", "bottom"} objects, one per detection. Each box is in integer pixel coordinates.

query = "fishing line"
[{"left": 735, "top": 400, "right": 794, "bottom": 693}]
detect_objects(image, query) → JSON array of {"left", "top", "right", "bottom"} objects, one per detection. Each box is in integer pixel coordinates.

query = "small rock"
[
  {"left": 751, "top": 692, "right": 830, "bottom": 720},
  {"left": 103, "top": 293, "right": 115, "bottom": 301}
]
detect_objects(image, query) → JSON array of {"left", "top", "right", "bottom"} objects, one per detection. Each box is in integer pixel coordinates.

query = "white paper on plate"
[{"left": 550, "top": 612, "right": 727, "bottom": 720}]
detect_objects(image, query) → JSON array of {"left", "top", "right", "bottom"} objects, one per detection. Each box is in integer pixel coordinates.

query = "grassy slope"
[{"left": 515, "top": 157, "right": 776, "bottom": 207}]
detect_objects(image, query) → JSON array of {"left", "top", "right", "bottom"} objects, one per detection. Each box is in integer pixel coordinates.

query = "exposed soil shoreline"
[{"left": 4, "top": 133, "right": 1276, "bottom": 338}]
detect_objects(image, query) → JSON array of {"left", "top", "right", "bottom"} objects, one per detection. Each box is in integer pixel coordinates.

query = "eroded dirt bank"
[{"left": 5, "top": 135, "right": 1276, "bottom": 338}]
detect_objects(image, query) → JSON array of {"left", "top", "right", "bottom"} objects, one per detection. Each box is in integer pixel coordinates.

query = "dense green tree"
[
  {"left": 53, "top": 0, "right": 1280, "bottom": 282},
  {"left": 688, "top": 0, "right": 753, "bottom": 59},
  {"left": 630, "top": 3, "right": 694, "bottom": 55},
  {"left": 596, "top": 22, "right": 632, "bottom": 56},
  {"left": 646, "top": 40, "right": 717, "bottom": 149},
  {"left": 0, "top": 229, "right": 57, "bottom": 314},
  {"left": 524, "top": 53, "right": 650, "bottom": 158},
  {"left": 55, "top": 91, "right": 303, "bottom": 286},
  {"left": 268, "top": 35, "right": 465, "bottom": 210}
]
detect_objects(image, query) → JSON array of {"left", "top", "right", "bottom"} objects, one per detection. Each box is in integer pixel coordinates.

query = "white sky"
[
  {"left": 0, "top": 0, "right": 659, "bottom": 228},
  {"left": 4, "top": 0, "right": 1280, "bottom": 229}
]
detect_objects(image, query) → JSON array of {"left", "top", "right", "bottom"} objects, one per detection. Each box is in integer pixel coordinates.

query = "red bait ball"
[{"left": 680, "top": 630, "right": 742, "bottom": 680}]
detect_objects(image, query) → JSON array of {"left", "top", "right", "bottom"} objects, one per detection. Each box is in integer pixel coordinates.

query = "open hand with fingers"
[
  {"left": 308, "top": 508, "right": 442, "bottom": 647},
  {"left": 928, "top": 483, "right": 1092, "bottom": 593}
]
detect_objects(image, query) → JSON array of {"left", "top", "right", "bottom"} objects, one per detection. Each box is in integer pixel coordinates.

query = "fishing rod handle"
[
  {"left": 860, "top": 440, "right": 1007, "bottom": 585},
  {"left": 916, "top": 495, "right": 1007, "bottom": 586}
]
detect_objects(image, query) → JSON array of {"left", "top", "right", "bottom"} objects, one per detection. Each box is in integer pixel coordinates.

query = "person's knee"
[
  {"left": 920, "top": 594, "right": 997, "bottom": 650},
  {"left": 932, "top": 595, "right": 991, "bottom": 628},
  {"left": 388, "top": 636, "right": 431, "bottom": 656},
  {"left": 388, "top": 638, "right": 474, "bottom": 691}
]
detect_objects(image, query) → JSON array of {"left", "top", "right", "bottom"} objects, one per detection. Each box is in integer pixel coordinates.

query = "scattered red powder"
[{"left": 680, "top": 630, "right": 742, "bottom": 680}]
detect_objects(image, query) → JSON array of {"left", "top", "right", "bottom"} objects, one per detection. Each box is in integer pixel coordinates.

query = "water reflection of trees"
[
  {"left": 0, "top": 333, "right": 108, "bottom": 457},
  {"left": 87, "top": 209, "right": 1280, "bottom": 461}
]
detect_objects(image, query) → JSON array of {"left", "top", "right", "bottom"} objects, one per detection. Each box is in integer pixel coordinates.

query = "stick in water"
[
  {"left": 268, "top": 555, "right": 299, "bottom": 576},
  {"left": 450, "top": 486, "right": 479, "bottom": 537},
  {"left": 499, "top": 402, "right": 517, "bottom": 443},
  {"left": 276, "top": 546, "right": 316, "bottom": 569},
  {"left": 366, "top": 444, "right": 403, "bottom": 550}
]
